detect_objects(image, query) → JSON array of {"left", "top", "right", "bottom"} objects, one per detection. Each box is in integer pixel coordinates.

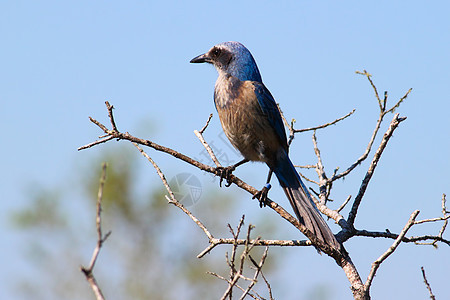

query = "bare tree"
[{"left": 79, "top": 71, "right": 449, "bottom": 300}]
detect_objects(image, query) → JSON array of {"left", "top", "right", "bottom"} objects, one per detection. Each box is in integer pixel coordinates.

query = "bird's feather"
[
  {"left": 252, "top": 82, "right": 288, "bottom": 152},
  {"left": 273, "top": 149, "right": 341, "bottom": 251}
]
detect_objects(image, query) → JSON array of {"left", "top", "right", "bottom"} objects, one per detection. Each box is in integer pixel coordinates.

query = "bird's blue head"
[{"left": 190, "top": 41, "right": 262, "bottom": 83}]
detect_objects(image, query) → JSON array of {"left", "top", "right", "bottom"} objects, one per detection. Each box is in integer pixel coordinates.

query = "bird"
[{"left": 190, "top": 41, "right": 341, "bottom": 253}]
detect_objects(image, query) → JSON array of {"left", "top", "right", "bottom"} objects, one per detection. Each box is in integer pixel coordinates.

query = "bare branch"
[
  {"left": 340, "top": 256, "right": 365, "bottom": 299},
  {"left": 279, "top": 105, "right": 355, "bottom": 148},
  {"left": 347, "top": 113, "right": 406, "bottom": 226},
  {"left": 78, "top": 135, "right": 115, "bottom": 151},
  {"left": 386, "top": 88, "right": 412, "bottom": 114},
  {"left": 298, "top": 170, "right": 320, "bottom": 185},
  {"left": 312, "top": 131, "right": 327, "bottom": 190},
  {"left": 80, "top": 163, "right": 111, "bottom": 300},
  {"left": 331, "top": 72, "right": 411, "bottom": 183},
  {"left": 220, "top": 221, "right": 259, "bottom": 300},
  {"left": 194, "top": 114, "right": 222, "bottom": 167},
  {"left": 364, "top": 210, "right": 420, "bottom": 293},
  {"left": 410, "top": 235, "right": 450, "bottom": 246},
  {"left": 105, "top": 101, "right": 118, "bottom": 132},
  {"left": 277, "top": 103, "right": 295, "bottom": 146},
  {"left": 294, "top": 164, "right": 316, "bottom": 169},
  {"left": 337, "top": 195, "right": 352, "bottom": 213},
  {"left": 240, "top": 247, "right": 269, "bottom": 300},
  {"left": 331, "top": 112, "right": 384, "bottom": 182},
  {"left": 413, "top": 193, "right": 449, "bottom": 247},
  {"left": 439, "top": 193, "right": 449, "bottom": 239},
  {"left": 350, "top": 194, "right": 450, "bottom": 247},
  {"left": 208, "top": 272, "right": 259, "bottom": 299},
  {"left": 260, "top": 268, "right": 274, "bottom": 300},
  {"left": 414, "top": 215, "right": 450, "bottom": 225},
  {"left": 421, "top": 266, "right": 436, "bottom": 300},
  {"left": 132, "top": 143, "right": 214, "bottom": 241},
  {"left": 356, "top": 70, "right": 383, "bottom": 111},
  {"left": 204, "top": 219, "right": 274, "bottom": 300},
  {"left": 86, "top": 121, "right": 216, "bottom": 174},
  {"left": 88, "top": 116, "right": 111, "bottom": 133},
  {"left": 308, "top": 132, "right": 351, "bottom": 227},
  {"left": 310, "top": 132, "right": 339, "bottom": 215},
  {"left": 294, "top": 109, "right": 356, "bottom": 133},
  {"left": 198, "top": 237, "right": 310, "bottom": 258},
  {"left": 353, "top": 229, "right": 450, "bottom": 246},
  {"left": 199, "top": 113, "right": 213, "bottom": 134},
  {"left": 228, "top": 216, "right": 245, "bottom": 276}
]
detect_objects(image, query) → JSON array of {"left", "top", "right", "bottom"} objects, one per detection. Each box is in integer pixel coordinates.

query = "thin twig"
[
  {"left": 337, "top": 195, "right": 352, "bottom": 213},
  {"left": 294, "top": 109, "right": 356, "bottom": 133},
  {"left": 311, "top": 130, "right": 345, "bottom": 227},
  {"left": 386, "top": 88, "right": 412, "bottom": 114},
  {"left": 312, "top": 131, "right": 327, "bottom": 188},
  {"left": 208, "top": 272, "right": 259, "bottom": 299},
  {"left": 105, "top": 101, "right": 118, "bottom": 132},
  {"left": 277, "top": 103, "right": 295, "bottom": 146},
  {"left": 353, "top": 229, "right": 450, "bottom": 245},
  {"left": 260, "top": 269, "right": 273, "bottom": 300},
  {"left": 331, "top": 112, "right": 384, "bottom": 182},
  {"left": 78, "top": 135, "right": 115, "bottom": 151},
  {"left": 294, "top": 164, "right": 317, "bottom": 169},
  {"left": 347, "top": 113, "right": 406, "bottom": 226},
  {"left": 414, "top": 193, "right": 449, "bottom": 247},
  {"left": 80, "top": 163, "right": 111, "bottom": 300},
  {"left": 221, "top": 221, "right": 258, "bottom": 300},
  {"left": 132, "top": 143, "right": 214, "bottom": 241},
  {"left": 199, "top": 113, "right": 213, "bottom": 134},
  {"left": 198, "top": 238, "right": 311, "bottom": 258},
  {"left": 364, "top": 210, "right": 420, "bottom": 293},
  {"left": 421, "top": 266, "right": 436, "bottom": 300},
  {"left": 194, "top": 114, "right": 222, "bottom": 167},
  {"left": 331, "top": 72, "right": 411, "bottom": 183},
  {"left": 353, "top": 228, "right": 450, "bottom": 246},
  {"left": 240, "top": 246, "right": 269, "bottom": 300},
  {"left": 229, "top": 217, "right": 245, "bottom": 280},
  {"left": 356, "top": 70, "right": 383, "bottom": 111},
  {"left": 414, "top": 215, "right": 450, "bottom": 225},
  {"left": 210, "top": 221, "right": 273, "bottom": 300},
  {"left": 298, "top": 171, "right": 320, "bottom": 185}
]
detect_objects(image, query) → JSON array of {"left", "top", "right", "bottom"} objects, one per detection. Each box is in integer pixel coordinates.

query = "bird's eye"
[{"left": 211, "top": 47, "right": 221, "bottom": 57}]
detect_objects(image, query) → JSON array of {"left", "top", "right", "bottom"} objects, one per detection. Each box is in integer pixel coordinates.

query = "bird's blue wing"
[{"left": 252, "top": 82, "right": 288, "bottom": 148}]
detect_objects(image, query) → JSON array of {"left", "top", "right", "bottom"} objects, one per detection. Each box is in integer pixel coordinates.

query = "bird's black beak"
[{"left": 190, "top": 53, "right": 211, "bottom": 64}]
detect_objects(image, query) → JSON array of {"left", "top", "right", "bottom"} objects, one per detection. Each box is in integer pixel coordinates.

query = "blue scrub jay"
[{"left": 191, "top": 41, "right": 341, "bottom": 252}]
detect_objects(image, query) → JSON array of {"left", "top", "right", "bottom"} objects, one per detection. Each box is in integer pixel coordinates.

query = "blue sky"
[{"left": 1, "top": 1, "right": 449, "bottom": 299}]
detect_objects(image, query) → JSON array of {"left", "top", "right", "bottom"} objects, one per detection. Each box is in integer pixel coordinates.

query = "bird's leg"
[
  {"left": 215, "top": 159, "right": 249, "bottom": 187},
  {"left": 252, "top": 170, "right": 273, "bottom": 207}
]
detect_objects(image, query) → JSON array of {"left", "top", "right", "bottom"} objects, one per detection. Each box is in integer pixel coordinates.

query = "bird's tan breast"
[{"left": 215, "top": 80, "right": 280, "bottom": 162}]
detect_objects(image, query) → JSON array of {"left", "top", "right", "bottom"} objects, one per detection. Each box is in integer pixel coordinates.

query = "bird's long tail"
[{"left": 272, "top": 150, "right": 341, "bottom": 252}]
